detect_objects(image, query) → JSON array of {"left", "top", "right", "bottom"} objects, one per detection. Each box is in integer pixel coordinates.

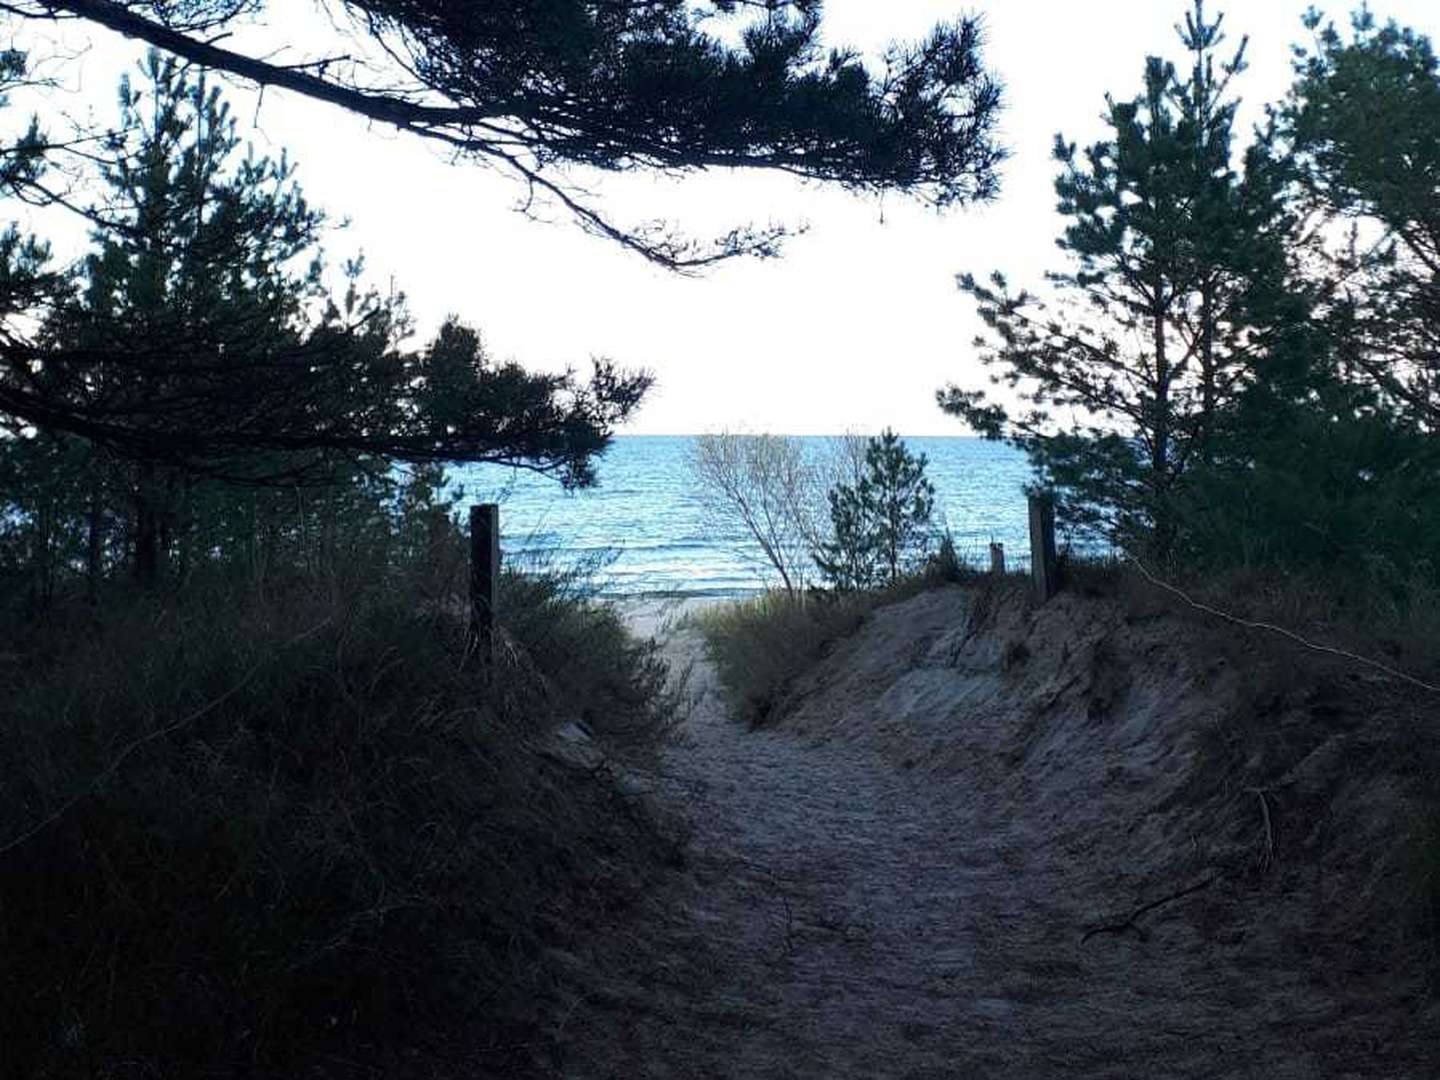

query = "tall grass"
[
  {"left": 694, "top": 591, "right": 876, "bottom": 726},
  {"left": 694, "top": 552, "right": 973, "bottom": 727},
  {"left": 0, "top": 555, "right": 683, "bottom": 1077}
]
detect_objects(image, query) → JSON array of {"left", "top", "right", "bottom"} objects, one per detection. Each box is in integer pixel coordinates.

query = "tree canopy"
[
  {"left": 940, "top": 1, "right": 1440, "bottom": 582},
  {"left": 941, "top": 1, "right": 1298, "bottom": 558},
  {"left": 1285, "top": 8, "right": 1440, "bottom": 431},
  {"left": 0, "top": 51, "right": 650, "bottom": 487},
  {"left": 18, "top": 0, "right": 1005, "bottom": 270}
]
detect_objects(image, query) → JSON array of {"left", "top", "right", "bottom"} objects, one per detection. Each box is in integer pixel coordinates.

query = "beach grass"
[{"left": 0, "top": 556, "right": 684, "bottom": 1077}]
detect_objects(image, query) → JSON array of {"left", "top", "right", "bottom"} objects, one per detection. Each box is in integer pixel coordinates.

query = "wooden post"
[
  {"left": 470, "top": 503, "right": 499, "bottom": 664},
  {"left": 1028, "top": 494, "right": 1058, "bottom": 602},
  {"left": 989, "top": 542, "right": 1006, "bottom": 577}
]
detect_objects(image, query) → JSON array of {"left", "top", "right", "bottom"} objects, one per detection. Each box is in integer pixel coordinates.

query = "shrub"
[
  {"left": 926, "top": 531, "right": 970, "bottom": 585},
  {"left": 694, "top": 590, "right": 874, "bottom": 726},
  {"left": 499, "top": 554, "right": 684, "bottom": 762},
  {"left": 694, "top": 568, "right": 961, "bottom": 728}
]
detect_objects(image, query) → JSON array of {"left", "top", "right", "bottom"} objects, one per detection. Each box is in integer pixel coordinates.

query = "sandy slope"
[{"left": 550, "top": 587, "right": 1436, "bottom": 1079}]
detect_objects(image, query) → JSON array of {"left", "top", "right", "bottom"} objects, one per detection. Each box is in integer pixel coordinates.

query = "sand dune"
[{"left": 552, "top": 585, "right": 1437, "bottom": 1078}]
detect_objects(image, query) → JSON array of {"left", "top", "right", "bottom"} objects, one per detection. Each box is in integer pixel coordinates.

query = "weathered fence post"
[
  {"left": 989, "top": 542, "right": 1006, "bottom": 577},
  {"left": 470, "top": 503, "right": 499, "bottom": 664},
  {"left": 1028, "top": 494, "right": 1058, "bottom": 602}
]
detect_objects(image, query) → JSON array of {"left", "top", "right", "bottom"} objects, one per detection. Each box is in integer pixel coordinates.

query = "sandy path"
[{"left": 554, "top": 610, "right": 1424, "bottom": 1079}]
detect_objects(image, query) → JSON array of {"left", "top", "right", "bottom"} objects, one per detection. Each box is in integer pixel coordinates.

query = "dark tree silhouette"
[
  {"left": 17, "top": 0, "right": 1005, "bottom": 269},
  {"left": 0, "top": 53, "right": 650, "bottom": 488},
  {"left": 1285, "top": 9, "right": 1440, "bottom": 431},
  {"left": 940, "top": 1, "right": 1295, "bottom": 558}
]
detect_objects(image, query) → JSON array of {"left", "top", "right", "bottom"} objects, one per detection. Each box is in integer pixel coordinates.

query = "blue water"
[{"left": 451, "top": 436, "right": 1038, "bottom": 597}]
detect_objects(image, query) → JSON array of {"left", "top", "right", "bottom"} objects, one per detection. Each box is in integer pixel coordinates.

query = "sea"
[{"left": 450, "top": 435, "right": 1040, "bottom": 598}]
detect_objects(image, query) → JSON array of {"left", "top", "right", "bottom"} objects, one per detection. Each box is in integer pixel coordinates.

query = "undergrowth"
[
  {"left": 1404, "top": 802, "right": 1440, "bottom": 991},
  {"left": 0, "top": 559, "right": 683, "bottom": 1078},
  {"left": 694, "top": 591, "right": 873, "bottom": 726}
]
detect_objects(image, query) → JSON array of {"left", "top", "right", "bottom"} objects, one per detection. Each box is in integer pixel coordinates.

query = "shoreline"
[{"left": 612, "top": 594, "right": 728, "bottom": 640}]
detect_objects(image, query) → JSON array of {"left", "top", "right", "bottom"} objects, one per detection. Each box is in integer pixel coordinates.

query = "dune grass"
[
  {"left": 0, "top": 558, "right": 684, "bottom": 1078},
  {"left": 693, "top": 590, "right": 878, "bottom": 727},
  {"left": 693, "top": 549, "right": 975, "bottom": 727}
]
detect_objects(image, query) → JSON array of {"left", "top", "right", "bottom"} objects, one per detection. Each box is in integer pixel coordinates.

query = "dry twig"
[
  {"left": 1081, "top": 874, "right": 1218, "bottom": 944},
  {"left": 1247, "top": 787, "right": 1276, "bottom": 872},
  {"left": 1128, "top": 558, "right": 1440, "bottom": 695}
]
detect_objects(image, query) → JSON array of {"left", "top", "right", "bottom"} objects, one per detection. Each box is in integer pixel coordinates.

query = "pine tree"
[
  {"left": 28, "top": 55, "right": 349, "bottom": 580},
  {"left": 0, "top": 56, "right": 649, "bottom": 585},
  {"left": 1285, "top": 9, "right": 1440, "bottom": 431},
  {"left": 1161, "top": 7, "right": 1440, "bottom": 580},
  {"left": 940, "top": 1, "right": 1297, "bottom": 559},
  {"left": 814, "top": 481, "right": 880, "bottom": 593},
  {"left": 815, "top": 430, "right": 935, "bottom": 590},
  {"left": 0, "top": 53, "right": 649, "bottom": 500}
]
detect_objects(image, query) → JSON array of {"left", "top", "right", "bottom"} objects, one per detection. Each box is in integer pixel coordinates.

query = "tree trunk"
[
  {"left": 1199, "top": 279, "right": 1216, "bottom": 467},
  {"left": 1151, "top": 298, "right": 1175, "bottom": 561},
  {"left": 86, "top": 481, "right": 104, "bottom": 602},
  {"left": 32, "top": 498, "right": 54, "bottom": 609},
  {"left": 134, "top": 464, "right": 161, "bottom": 585},
  {"left": 174, "top": 475, "right": 192, "bottom": 586}
]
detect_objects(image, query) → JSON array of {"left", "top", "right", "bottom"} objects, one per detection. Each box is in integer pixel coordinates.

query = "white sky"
[{"left": 8, "top": 1, "right": 1440, "bottom": 435}]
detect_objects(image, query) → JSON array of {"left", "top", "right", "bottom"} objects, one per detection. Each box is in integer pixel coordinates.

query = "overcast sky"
[{"left": 11, "top": 1, "right": 1440, "bottom": 435}]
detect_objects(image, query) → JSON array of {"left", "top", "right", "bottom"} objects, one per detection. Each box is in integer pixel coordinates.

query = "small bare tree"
[
  {"left": 824, "top": 432, "right": 870, "bottom": 493},
  {"left": 688, "top": 433, "right": 822, "bottom": 594}
]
